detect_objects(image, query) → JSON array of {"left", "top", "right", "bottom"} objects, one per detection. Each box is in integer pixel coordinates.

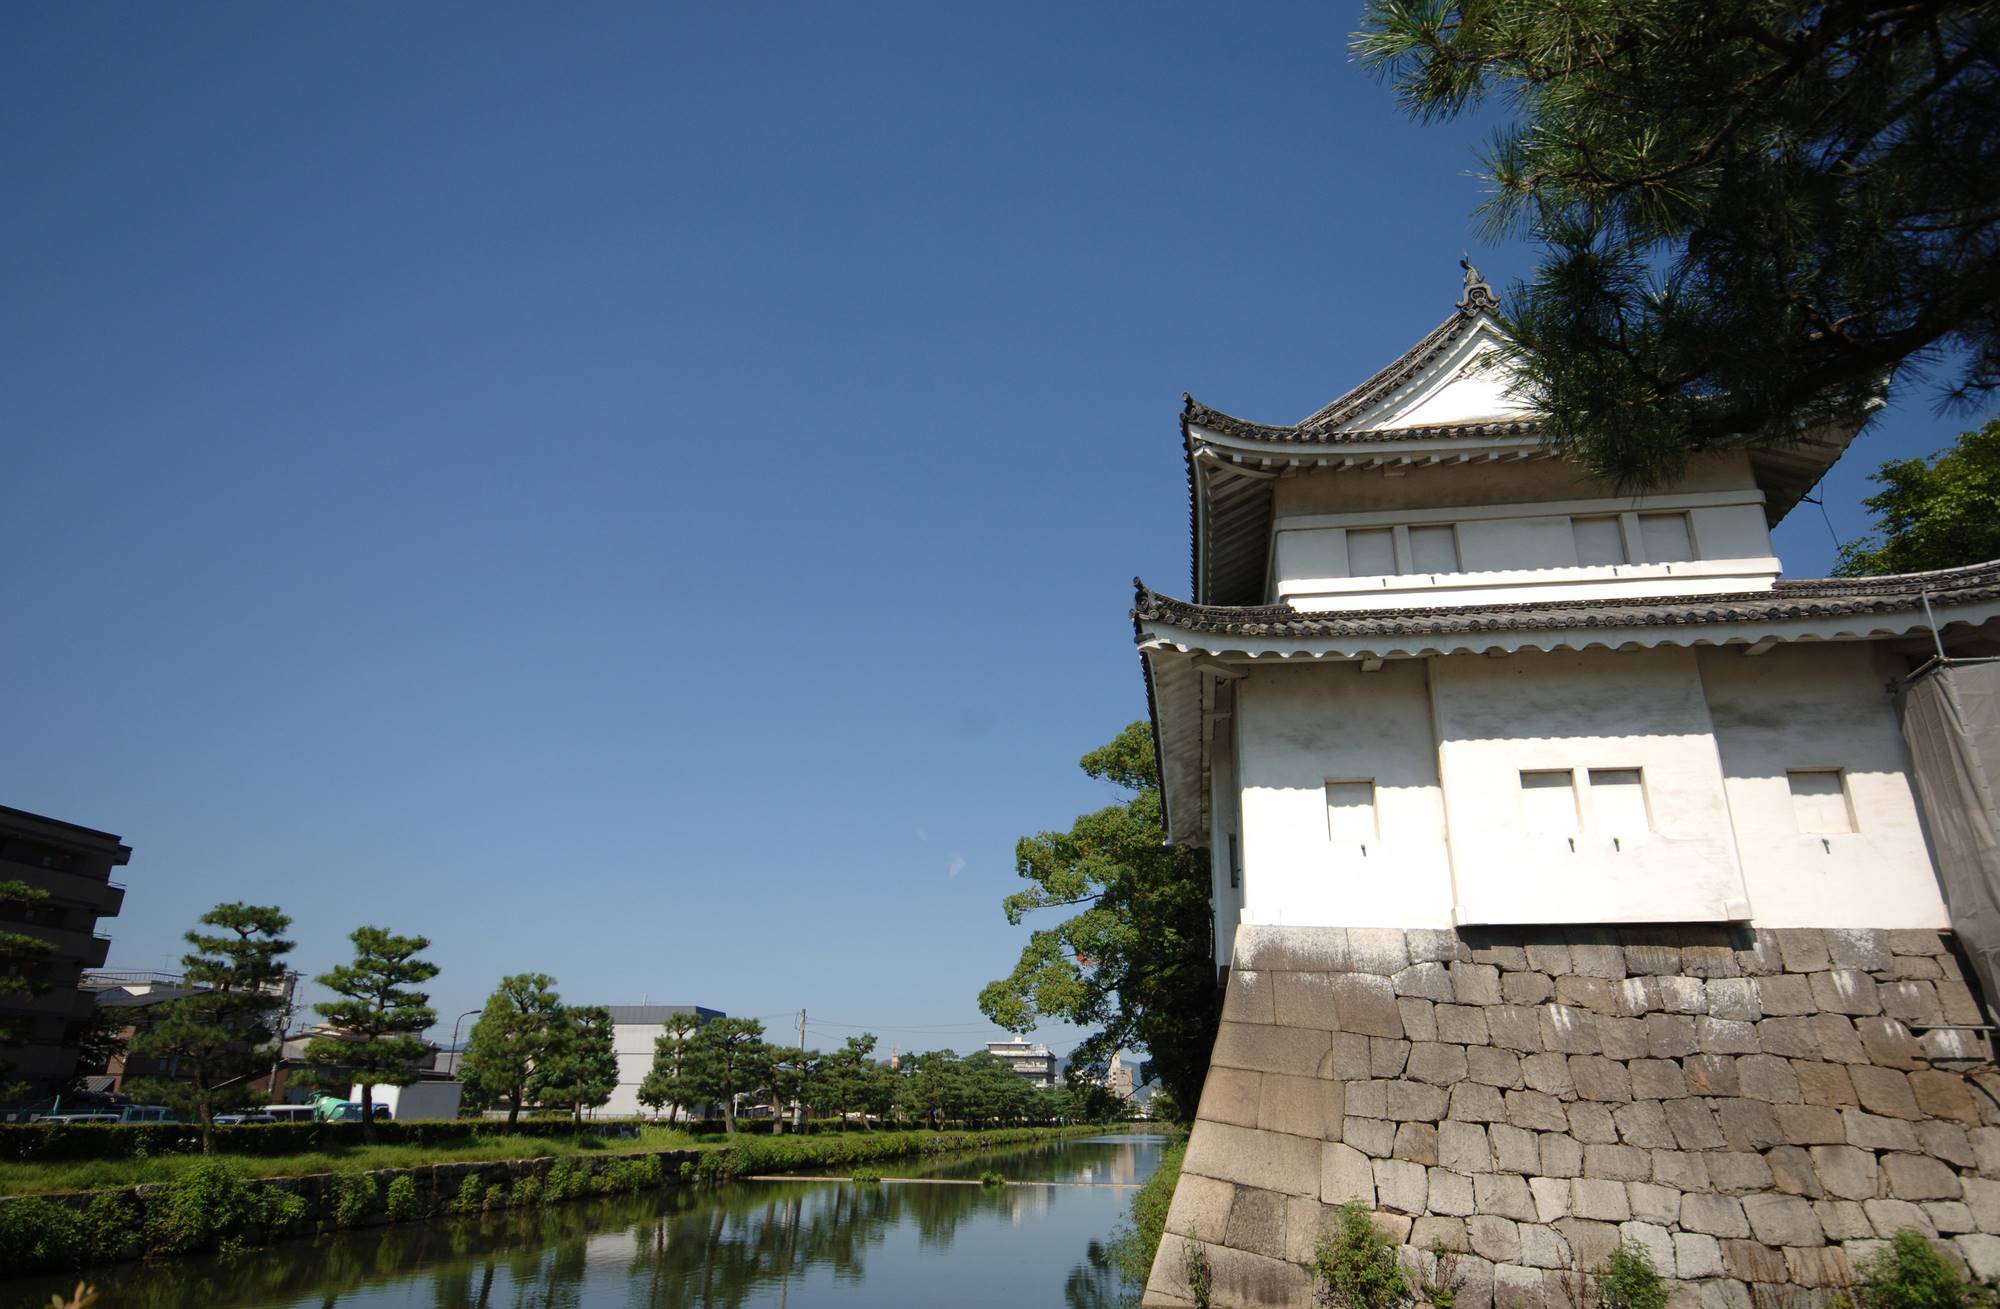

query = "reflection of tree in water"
[{"left": 1063, "top": 1237, "right": 1139, "bottom": 1309}]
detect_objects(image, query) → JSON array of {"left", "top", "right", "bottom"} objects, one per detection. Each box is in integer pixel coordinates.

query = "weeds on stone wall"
[
  {"left": 448, "top": 1172, "right": 484, "bottom": 1215},
  {"left": 1843, "top": 1229, "right": 1996, "bottom": 1309},
  {"left": 1313, "top": 1201, "right": 1411, "bottom": 1309},
  {"left": 1181, "top": 1236, "right": 1214, "bottom": 1308},
  {"left": 1416, "top": 1239, "right": 1460, "bottom": 1309},
  {"left": 1590, "top": 1242, "right": 1668, "bottom": 1309},
  {"left": 331, "top": 1173, "right": 377, "bottom": 1228},
  {"left": 384, "top": 1174, "right": 418, "bottom": 1221}
]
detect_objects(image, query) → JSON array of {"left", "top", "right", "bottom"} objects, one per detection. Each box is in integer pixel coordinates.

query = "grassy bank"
[
  {"left": 0, "top": 1125, "right": 698, "bottom": 1196},
  {"left": 0, "top": 1122, "right": 1128, "bottom": 1197},
  {"left": 0, "top": 1123, "right": 1120, "bottom": 1275}
]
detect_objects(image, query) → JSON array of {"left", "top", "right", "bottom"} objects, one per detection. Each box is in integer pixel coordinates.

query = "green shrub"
[
  {"left": 483, "top": 1183, "right": 505, "bottom": 1210},
  {"left": 0, "top": 1196, "right": 86, "bottom": 1272},
  {"left": 82, "top": 1192, "right": 141, "bottom": 1263},
  {"left": 261, "top": 1188, "right": 308, "bottom": 1237},
  {"left": 331, "top": 1173, "right": 377, "bottom": 1228},
  {"left": 144, "top": 1160, "right": 262, "bottom": 1256},
  {"left": 449, "top": 1172, "right": 484, "bottom": 1215},
  {"left": 979, "top": 1169, "right": 1006, "bottom": 1188},
  {"left": 1312, "top": 1201, "right": 1410, "bottom": 1309},
  {"left": 385, "top": 1174, "right": 418, "bottom": 1221},
  {"left": 1593, "top": 1242, "right": 1669, "bottom": 1309},
  {"left": 1847, "top": 1229, "right": 1987, "bottom": 1309},
  {"left": 545, "top": 1159, "right": 588, "bottom": 1202},
  {"left": 510, "top": 1174, "right": 541, "bottom": 1208},
  {"left": 849, "top": 1168, "right": 881, "bottom": 1184}
]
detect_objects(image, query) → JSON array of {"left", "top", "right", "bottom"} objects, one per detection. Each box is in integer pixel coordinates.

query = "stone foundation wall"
[{"left": 1144, "top": 925, "right": 2000, "bottom": 1308}]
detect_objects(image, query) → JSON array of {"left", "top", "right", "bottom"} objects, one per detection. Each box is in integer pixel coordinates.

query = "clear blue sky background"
[{"left": 5, "top": 3, "right": 1984, "bottom": 1058}]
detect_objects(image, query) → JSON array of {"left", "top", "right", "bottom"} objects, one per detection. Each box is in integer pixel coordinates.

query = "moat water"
[{"left": 6, "top": 1134, "right": 1168, "bottom": 1309}]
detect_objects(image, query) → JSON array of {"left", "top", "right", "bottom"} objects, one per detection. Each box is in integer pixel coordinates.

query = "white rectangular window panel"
[
  {"left": 1326, "top": 781, "right": 1378, "bottom": 845},
  {"left": 1639, "top": 512, "right": 1695, "bottom": 562},
  {"left": 1346, "top": 528, "right": 1396, "bottom": 577},
  {"left": 1788, "top": 770, "right": 1854, "bottom": 834},
  {"left": 1520, "top": 770, "right": 1579, "bottom": 837},
  {"left": 1409, "top": 525, "right": 1460, "bottom": 574},
  {"left": 1572, "top": 516, "right": 1627, "bottom": 566},
  {"left": 1588, "top": 768, "right": 1650, "bottom": 837}
]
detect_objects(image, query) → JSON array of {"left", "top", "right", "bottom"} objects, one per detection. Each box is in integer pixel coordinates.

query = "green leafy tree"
[
  {"left": 304, "top": 926, "right": 440, "bottom": 1142},
  {"left": 1355, "top": 0, "right": 2000, "bottom": 489},
  {"left": 528, "top": 1005, "right": 619, "bottom": 1125},
  {"left": 819, "top": 1034, "right": 885, "bottom": 1130},
  {"left": 126, "top": 902, "right": 295, "bottom": 1153},
  {"left": 636, "top": 1011, "right": 702, "bottom": 1123},
  {"left": 458, "top": 973, "right": 563, "bottom": 1128},
  {"left": 0, "top": 880, "right": 58, "bottom": 1102},
  {"left": 894, "top": 1049, "right": 959, "bottom": 1129},
  {"left": 768, "top": 1047, "right": 819, "bottom": 1134},
  {"left": 1837, "top": 417, "right": 2000, "bottom": 576},
  {"left": 684, "top": 1016, "right": 771, "bottom": 1134},
  {"left": 979, "top": 722, "right": 1220, "bottom": 1115}
]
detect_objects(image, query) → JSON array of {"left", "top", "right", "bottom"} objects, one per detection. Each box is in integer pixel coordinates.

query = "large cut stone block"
[
  {"left": 1225, "top": 1185, "right": 1291, "bottom": 1260},
  {"left": 1223, "top": 969, "right": 1277, "bottom": 1024},
  {"left": 1273, "top": 969, "right": 1342, "bottom": 1030},
  {"left": 1332, "top": 973, "right": 1407, "bottom": 1038},
  {"left": 1211, "top": 1021, "right": 1331, "bottom": 1078},
  {"left": 1197, "top": 1066, "right": 1262, "bottom": 1129},
  {"left": 1321, "top": 1141, "right": 1375, "bottom": 1206},
  {"left": 1183, "top": 1121, "right": 1320, "bottom": 1197},
  {"left": 1743, "top": 1193, "right": 1826, "bottom": 1247},
  {"left": 1236, "top": 925, "right": 1351, "bottom": 973},
  {"left": 1375, "top": 1157, "right": 1429, "bottom": 1214},
  {"left": 1164, "top": 1172, "right": 1237, "bottom": 1241},
  {"left": 1259, "top": 1071, "right": 1338, "bottom": 1140}
]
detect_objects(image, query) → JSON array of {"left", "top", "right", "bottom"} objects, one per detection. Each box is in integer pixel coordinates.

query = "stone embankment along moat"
[{"left": 1146, "top": 925, "right": 1999, "bottom": 1308}]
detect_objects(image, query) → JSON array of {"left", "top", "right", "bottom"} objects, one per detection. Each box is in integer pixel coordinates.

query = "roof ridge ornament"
[{"left": 1458, "top": 256, "right": 1499, "bottom": 314}]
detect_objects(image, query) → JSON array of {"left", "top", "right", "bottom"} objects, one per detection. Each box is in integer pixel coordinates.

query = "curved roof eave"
[{"left": 1133, "top": 560, "right": 2000, "bottom": 660}]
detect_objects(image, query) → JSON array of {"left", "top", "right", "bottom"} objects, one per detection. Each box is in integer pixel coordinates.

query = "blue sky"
[{"left": 5, "top": 3, "right": 1982, "bottom": 1058}]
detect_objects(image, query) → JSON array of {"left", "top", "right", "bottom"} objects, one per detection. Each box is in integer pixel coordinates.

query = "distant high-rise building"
[
  {"left": 1, "top": 805, "right": 131, "bottom": 1109},
  {"left": 983, "top": 1039, "right": 1057, "bottom": 1088}
]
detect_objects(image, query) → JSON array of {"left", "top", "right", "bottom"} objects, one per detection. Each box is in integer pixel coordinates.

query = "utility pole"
[{"left": 794, "top": 1009, "right": 807, "bottom": 1130}]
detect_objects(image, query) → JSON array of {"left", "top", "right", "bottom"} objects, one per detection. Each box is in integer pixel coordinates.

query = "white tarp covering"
[{"left": 1899, "top": 660, "right": 2000, "bottom": 1013}]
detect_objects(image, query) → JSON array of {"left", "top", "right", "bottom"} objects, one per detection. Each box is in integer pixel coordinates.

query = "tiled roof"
[
  {"left": 1133, "top": 560, "right": 2000, "bottom": 641},
  {"left": 1183, "top": 396, "right": 1541, "bottom": 445}
]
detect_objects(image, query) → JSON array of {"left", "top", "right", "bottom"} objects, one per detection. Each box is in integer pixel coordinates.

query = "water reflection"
[{"left": 9, "top": 1136, "right": 1166, "bottom": 1309}]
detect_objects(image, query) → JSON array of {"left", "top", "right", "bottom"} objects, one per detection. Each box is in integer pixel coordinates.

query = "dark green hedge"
[{"left": 0, "top": 1119, "right": 619, "bottom": 1163}]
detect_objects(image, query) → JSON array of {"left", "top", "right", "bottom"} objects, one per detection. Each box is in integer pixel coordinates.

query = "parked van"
[
  {"left": 262, "top": 1105, "right": 315, "bottom": 1124},
  {"left": 118, "top": 1105, "right": 186, "bottom": 1124}
]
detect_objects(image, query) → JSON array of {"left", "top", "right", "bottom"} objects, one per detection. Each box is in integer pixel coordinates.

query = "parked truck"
[{"left": 351, "top": 1081, "right": 462, "bottom": 1121}]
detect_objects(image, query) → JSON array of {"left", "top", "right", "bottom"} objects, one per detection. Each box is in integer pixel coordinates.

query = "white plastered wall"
[
  {"left": 1234, "top": 660, "right": 1455, "bottom": 929},
  {"left": 1431, "top": 648, "right": 1752, "bottom": 925},
  {"left": 1698, "top": 643, "right": 1947, "bottom": 929}
]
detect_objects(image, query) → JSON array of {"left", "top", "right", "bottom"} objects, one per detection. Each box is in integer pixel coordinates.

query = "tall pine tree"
[
  {"left": 305, "top": 926, "right": 439, "bottom": 1141},
  {"left": 127, "top": 902, "right": 294, "bottom": 1153}
]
